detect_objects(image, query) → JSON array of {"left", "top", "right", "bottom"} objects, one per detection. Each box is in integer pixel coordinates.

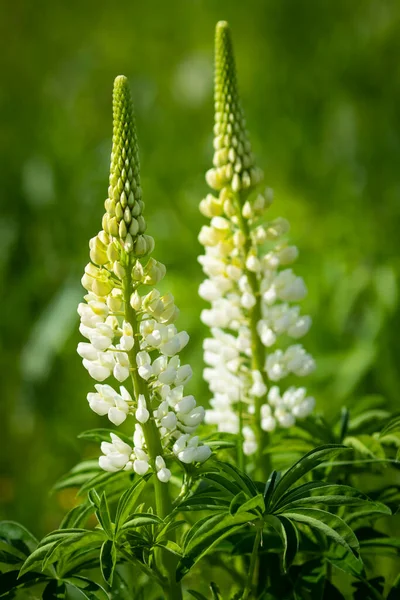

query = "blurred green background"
[{"left": 1, "top": 0, "right": 400, "bottom": 537}]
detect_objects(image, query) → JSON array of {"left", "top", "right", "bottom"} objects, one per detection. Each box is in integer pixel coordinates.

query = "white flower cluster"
[
  {"left": 200, "top": 21, "right": 316, "bottom": 458},
  {"left": 198, "top": 189, "right": 316, "bottom": 455},
  {"left": 78, "top": 255, "right": 212, "bottom": 480}
]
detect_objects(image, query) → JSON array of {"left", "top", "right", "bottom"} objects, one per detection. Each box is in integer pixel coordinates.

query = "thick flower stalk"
[
  {"left": 199, "top": 22, "right": 315, "bottom": 474},
  {"left": 78, "top": 76, "right": 211, "bottom": 493}
]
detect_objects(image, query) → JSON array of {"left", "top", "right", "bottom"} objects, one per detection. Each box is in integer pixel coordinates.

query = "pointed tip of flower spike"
[
  {"left": 103, "top": 75, "right": 147, "bottom": 253},
  {"left": 209, "top": 20, "right": 262, "bottom": 193},
  {"left": 216, "top": 20, "right": 229, "bottom": 31}
]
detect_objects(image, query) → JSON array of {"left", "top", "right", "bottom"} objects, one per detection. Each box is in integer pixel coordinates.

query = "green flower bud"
[
  {"left": 143, "top": 258, "right": 166, "bottom": 286},
  {"left": 106, "top": 76, "right": 142, "bottom": 243},
  {"left": 143, "top": 234, "right": 155, "bottom": 255},
  {"left": 207, "top": 21, "right": 263, "bottom": 194},
  {"left": 107, "top": 241, "right": 119, "bottom": 263},
  {"left": 107, "top": 288, "right": 123, "bottom": 312},
  {"left": 89, "top": 235, "right": 108, "bottom": 266},
  {"left": 129, "top": 218, "right": 139, "bottom": 236},
  {"left": 113, "top": 261, "right": 126, "bottom": 279},
  {"left": 131, "top": 260, "right": 144, "bottom": 281},
  {"left": 134, "top": 235, "right": 147, "bottom": 256},
  {"left": 82, "top": 263, "right": 113, "bottom": 296},
  {"left": 130, "top": 290, "right": 142, "bottom": 311},
  {"left": 137, "top": 215, "right": 146, "bottom": 233}
]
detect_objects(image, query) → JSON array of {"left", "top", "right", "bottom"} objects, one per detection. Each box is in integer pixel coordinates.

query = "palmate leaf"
[
  {"left": 177, "top": 511, "right": 257, "bottom": 581},
  {"left": 270, "top": 445, "right": 349, "bottom": 505}
]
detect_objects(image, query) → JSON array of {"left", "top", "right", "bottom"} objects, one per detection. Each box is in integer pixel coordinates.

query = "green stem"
[
  {"left": 122, "top": 262, "right": 182, "bottom": 600},
  {"left": 242, "top": 527, "right": 261, "bottom": 600},
  {"left": 234, "top": 190, "right": 271, "bottom": 482}
]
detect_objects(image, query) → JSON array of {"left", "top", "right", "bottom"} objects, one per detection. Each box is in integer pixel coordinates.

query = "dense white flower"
[
  {"left": 79, "top": 77, "right": 212, "bottom": 483},
  {"left": 199, "top": 181, "right": 316, "bottom": 457}
]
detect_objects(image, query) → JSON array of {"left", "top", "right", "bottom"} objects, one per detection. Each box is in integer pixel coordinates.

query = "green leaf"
[
  {"left": 120, "top": 513, "right": 163, "bottom": 532},
  {"left": 60, "top": 503, "right": 95, "bottom": 529},
  {"left": 0, "top": 540, "right": 29, "bottom": 565},
  {"left": 229, "top": 491, "right": 248, "bottom": 515},
  {"left": 348, "top": 410, "right": 391, "bottom": 435},
  {"left": 97, "top": 493, "right": 113, "bottom": 538},
  {"left": 79, "top": 470, "right": 129, "bottom": 496},
  {"left": 210, "top": 582, "right": 222, "bottom": 599},
  {"left": 0, "top": 571, "right": 49, "bottom": 598},
  {"left": 59, "top": 548, "right": 100, "bottom": 578},
  {"left": 264, "top": 515, "right": 298, "bottom": 571},
  {"left": 43, "top": 530, "right": 105, "bottom": 570},
  {"left": 43, "top": 580, "right": 66, "bottom": 599},
  {"left": 275, "top": 482, "right": 366, "bottom": 511},
  {"left": 325, "top": 544, "right": 364, "bottom": 578},
  {"left": 100, "top": 539, "right": 117, "bottom": 586},
  {"left": 215, "top": 460, "right": 258, "bottom": 496},
  {"left": 271, "top": 445, "right": 349, "bottom": 505},
  {"left": 187, "top": 591, "right": 208, "bottom": 600},
  {"left": 379, "top": 416, "right": 400, "bottom": 438},
  {"left": 0, "top": 521, "right": 38, "bottom": 558},
  {"left": 202, "top": 472, "right": 242, "bottom": 496},
  {"left": 177, "top": 495, "right": 230, "bottom": 512},
  {"left": 387, "top": 573, "right": 400, "bottom": 600},
  {"left": 177, "top": 512, "right": 257, "bottom": 581},
  {"left": 263, "top": 470, "right": 280, "bottom": 509},
  {"left": 64, "top": 576, "right": 109, "bottom": 600},
  {"left": 280, "top": 508, "right": 359, "bottom": 553},
  {"left": 237, "top": 494, "right": 265, "bottom": 515},
  {"left": 115, "top": 475, "right": 150, "bottom": 530},
  {"left": 277, "top": 495, "right": 383, "bottom": 513},
  {"left": 360, "top": 537, "right": 400, "bottom": 553},
  {"left": 344, "top": 435, "right": 385, "bottom": 459},
  {"left": 154, "top": 539, "right": 182, "bottom": 557},
  {"left": 202, "top": 432, "right": 238, "bottom": 450},
  {"left": 19, "top": 540, "right": 59, "bottom": 576},
  {"left": 79, "top": 428, "right": 132, "bottom": 445}
]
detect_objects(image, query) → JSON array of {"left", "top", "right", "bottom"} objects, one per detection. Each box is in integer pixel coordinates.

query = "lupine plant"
[{"left": 1, "top": 20, "right": 400, "bottom": 600}]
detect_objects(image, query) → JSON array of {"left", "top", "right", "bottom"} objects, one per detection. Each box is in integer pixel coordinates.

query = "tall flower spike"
[
  {"left": 78, "top": 76, "right": 211, "bottom": 484},
  {"left": 199, "top": 22, "right": 315, "bottom": 476}
]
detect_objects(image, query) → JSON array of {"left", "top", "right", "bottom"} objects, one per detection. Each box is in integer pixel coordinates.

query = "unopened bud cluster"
[
  {"left": 199, "top": 23, "right": 315, "bottom": 456},
  {"left": 78, "top": 76, "right": 210, "bottom": 482}
]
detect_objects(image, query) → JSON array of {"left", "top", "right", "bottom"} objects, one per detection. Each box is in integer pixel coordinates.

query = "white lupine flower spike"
[
  {"left": 77, "top": 76, "right": 211, "bottom": 490},
  {"left": 199, "top": 22, "right": 316, "bottom": 478}
]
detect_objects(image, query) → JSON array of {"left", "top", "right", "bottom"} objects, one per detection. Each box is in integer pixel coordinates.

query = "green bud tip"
[
  {"left": 103, "top": 75, "right": 145, "bottom": 243},
  {"left": 208, "top": 20, "right": 262, "bottom": 191}
]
